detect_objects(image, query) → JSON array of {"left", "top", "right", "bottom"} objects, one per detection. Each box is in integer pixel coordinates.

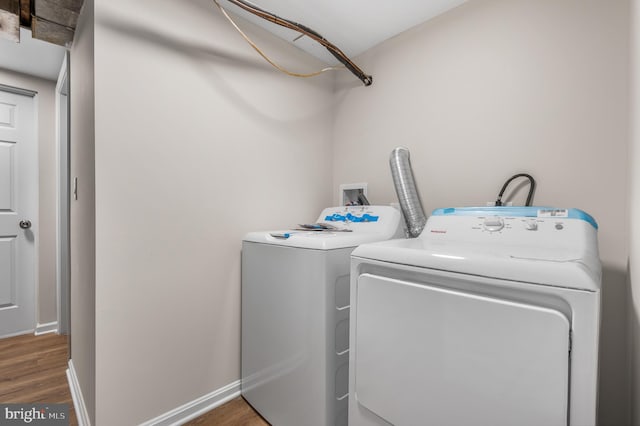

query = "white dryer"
[
  {"left": 242, "top": 206, "right": 402, "bottom": 426},
  {"left": 349, "top": 207, "right": 601, "bottom": 426}
]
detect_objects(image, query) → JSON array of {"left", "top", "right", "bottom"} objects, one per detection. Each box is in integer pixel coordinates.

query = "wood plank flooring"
[
  {"left": 186, "top": 397, "right": 269, "bottom": 425},
  {"left": 0, "top": 332, "right": 77, "bottom": 425},
  {"left": 0, "top": 333, "right": 268, "bottom": 425}
]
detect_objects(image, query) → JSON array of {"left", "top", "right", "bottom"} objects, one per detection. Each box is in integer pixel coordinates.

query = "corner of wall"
[
  {"left": 629, "top": 0, "right": 640, "bottom": 423},
  {"left": 69, "top": 0, "right": 97, "bottom": 423}
]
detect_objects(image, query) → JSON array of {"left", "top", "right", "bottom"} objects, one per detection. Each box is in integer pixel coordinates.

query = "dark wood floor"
[
  {"left": 0, "top": 333, "right": 267, "bottom": 425},
  {"left": 186, "top": 397, "right": 269, "bottom": 425},
  {"left": 0, "top": 332, "right": 77, "bottom": 425}
]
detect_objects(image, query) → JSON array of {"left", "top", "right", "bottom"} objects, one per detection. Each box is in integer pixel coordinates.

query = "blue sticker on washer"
[{"left": 324, "top": 213, "right": 379, "bottom": 222}]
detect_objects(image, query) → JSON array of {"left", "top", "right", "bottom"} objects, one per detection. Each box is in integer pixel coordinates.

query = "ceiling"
[
  {"left": 0, "top": 27, "right": 65, "bottom": 80},
  {"left": 221, "top": 0, "right": 468, "bottom": 65},
  {"left": 0, "top": 0, "right": 467, "bottom": 82}
]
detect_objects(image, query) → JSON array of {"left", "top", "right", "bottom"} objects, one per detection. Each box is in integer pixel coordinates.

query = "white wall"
[
  {"left": 629, "top": 0, "right": 640, "bottom": 423},
  {"left": 70, "top": 0, "right": 96, "bottom": 423},
  {"left": 0, "top": 68, "right": 58, "bottom": 327},
  {"left": 332, "top": 1, "right": 630, "bottom": 424},
  {"left": 90, "top": 0, "right": 334, "bottom": 423}
]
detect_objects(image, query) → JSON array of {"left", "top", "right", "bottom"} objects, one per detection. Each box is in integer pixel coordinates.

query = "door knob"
[{"left": 19, "top": 220, "right": 32, "bottom": 230}]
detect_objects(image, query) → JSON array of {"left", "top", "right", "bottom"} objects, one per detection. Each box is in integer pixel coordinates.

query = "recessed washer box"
[{"left": 339, "top": 183, "right": 367, "bottom": 206}]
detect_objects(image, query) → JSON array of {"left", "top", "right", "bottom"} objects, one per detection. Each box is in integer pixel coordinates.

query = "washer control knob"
[
  {"left": 555, "top": 223, "right": 564, "bottom": 230},
  {"left": 483, "top": 216, "right": 504, "bottom": 232},
  {"left": 524, "top": 219, "right": 538, "bottom": 231}
]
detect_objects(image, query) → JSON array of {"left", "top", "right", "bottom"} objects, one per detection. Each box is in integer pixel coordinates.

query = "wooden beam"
[
  {"left": 19, "top": 0, "right": 30, "bottom": 27},
  {"left": 34, "top": 0, "right": 78, "bottom": 28},
  {"left": 0, "top": 0, "right": 19, "bottom": 42},
  {"left": 0, "top": 0, "right": 18, "bottom": 13},
  {"left": 34, "top": 0, "right": 82, "bottom": 13},
  {"left": 31, "top": 15, "right": 73, "bottom": 46}
]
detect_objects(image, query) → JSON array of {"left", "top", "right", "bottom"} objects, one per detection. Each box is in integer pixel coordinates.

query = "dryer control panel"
[
  {"left": 474, "top": 215, "right": 560, "bottom": 233},
  {"left": 430, "top": 207, "right": 596, "bottom": 233},
  {"left": 424, "top": 207, "right": 599, "bottom": 263},
  {"left": 476, "top": 215, "right": 572, "bottom": 233}
]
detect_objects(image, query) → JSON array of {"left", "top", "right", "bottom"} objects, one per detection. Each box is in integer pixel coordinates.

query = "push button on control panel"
[
  {"left": 524, "top": 219, "right": 538, "bottom": 231},
  {"left": 483, "top": 216, "right": 504, "bottom": 232}
]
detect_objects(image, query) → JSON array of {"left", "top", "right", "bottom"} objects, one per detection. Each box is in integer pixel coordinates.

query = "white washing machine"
[
  {"left": 349, "top": 207, "right": 601, "bottom": 426},
  {"left": 242, "top": 205, "right": 402, "bottom": 426}
]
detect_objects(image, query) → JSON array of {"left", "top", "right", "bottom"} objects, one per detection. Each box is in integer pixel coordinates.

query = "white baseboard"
[
  {"left": 34, "top": 321, "right": 58, "bottom": 335},
  {"left": 0, "top": 328, "right": 35, "bottom": 339},
  {"left": 140, "top": 380, "right": 241, "bottom": 426},
  {"left": 67, "top": 359, "right": 91, "bottom": 426}
]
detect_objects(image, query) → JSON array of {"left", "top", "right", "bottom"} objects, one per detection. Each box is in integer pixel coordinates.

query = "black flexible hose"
[{"left": 495, "top": 173, "right": 536, "bottom": 207}]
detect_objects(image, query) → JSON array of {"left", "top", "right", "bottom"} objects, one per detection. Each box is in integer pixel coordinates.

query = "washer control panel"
[
  {"left": 316, "top": 205, "right": 404, "bottom": 235},
  {"left": 319, "top": 205, "right": 392, "bottom": 224}
]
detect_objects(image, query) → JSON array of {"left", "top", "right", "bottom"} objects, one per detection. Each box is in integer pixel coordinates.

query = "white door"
[{"left": 0, "top": 88, "right": 37, "bottom": 338}]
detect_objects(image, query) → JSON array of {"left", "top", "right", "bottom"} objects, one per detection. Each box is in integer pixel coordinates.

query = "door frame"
[
  {"left": 0, "top": 84, "right": 36, "bottom": 98},
  {"left": 55, "top": 53, "right": 70, "bottom": 336}
]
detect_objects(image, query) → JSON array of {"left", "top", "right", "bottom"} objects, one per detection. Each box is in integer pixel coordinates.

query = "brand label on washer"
[{"left": 537, "top": 209, "right": 568, "bottom": 218}]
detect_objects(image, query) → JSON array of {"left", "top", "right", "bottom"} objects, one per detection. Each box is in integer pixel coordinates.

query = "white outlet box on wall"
[{"left": 339, "top": 183, "right": 368, "bottom": 206}]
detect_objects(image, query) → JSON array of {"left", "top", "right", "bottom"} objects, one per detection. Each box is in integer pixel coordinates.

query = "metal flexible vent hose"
[{"left": 389, "top": 147, "right": 427, "bottom": 238}]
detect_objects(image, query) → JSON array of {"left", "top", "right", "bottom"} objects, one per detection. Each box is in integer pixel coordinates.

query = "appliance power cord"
[{"left": 495, "top": 173, "right": 536, "bottom": 207}]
